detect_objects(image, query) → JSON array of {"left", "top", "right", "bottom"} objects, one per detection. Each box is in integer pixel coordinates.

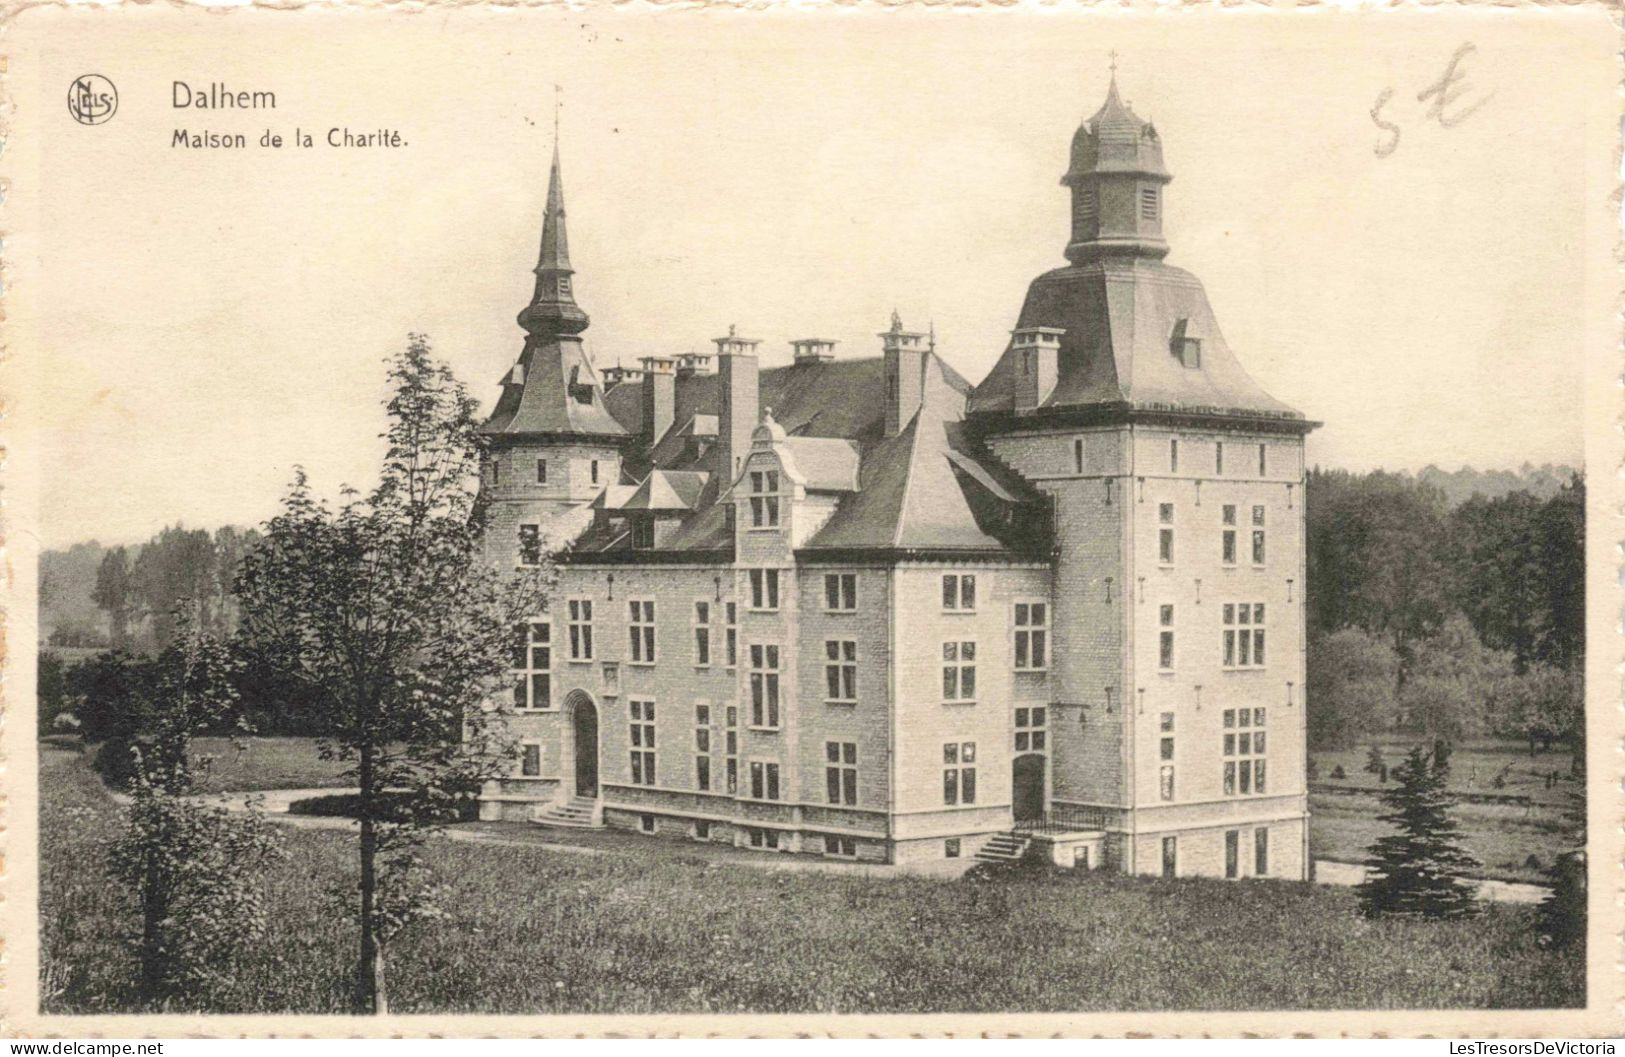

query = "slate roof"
[
  {"left": 482, "top": 337, "right": 630, "bottom": 439},
  {"left": 967, "top": 259, "right": 1305, "bottom": 423}
]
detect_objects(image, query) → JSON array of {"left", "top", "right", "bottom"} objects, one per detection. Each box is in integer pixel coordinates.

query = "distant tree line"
[{"left": 1306, "top": 469, "right": 1584, "bottom": 753}]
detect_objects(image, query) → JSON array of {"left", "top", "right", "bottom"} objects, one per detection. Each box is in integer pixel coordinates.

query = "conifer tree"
[{"left": 1357, "top": 744, "right": 1479, "bottom": 919}]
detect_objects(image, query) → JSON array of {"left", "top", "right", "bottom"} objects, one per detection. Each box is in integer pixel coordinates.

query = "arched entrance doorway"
[
  {"left": 1013, "top": 754, "right": 1045, "bottom": 822},
  {"left": 565, "top": 690, "right": 599, "bottom": 799}
]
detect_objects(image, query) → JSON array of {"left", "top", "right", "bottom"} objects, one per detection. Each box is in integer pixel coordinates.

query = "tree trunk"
[
  {"left": 138, "top": 849, "right": 167, "bottom": 1008},
  {"left": 353, "top": 743, "right": 381, "bottom": 1015}
]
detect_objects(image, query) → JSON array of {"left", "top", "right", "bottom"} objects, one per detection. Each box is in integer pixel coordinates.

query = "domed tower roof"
[{"left": 1062, "top": 73, "right": 1169, "bottom": 186}]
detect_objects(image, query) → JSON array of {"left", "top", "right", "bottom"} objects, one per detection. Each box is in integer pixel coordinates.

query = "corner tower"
[{"left": 481, "top": 135, "right": 632, "bottom": 568}]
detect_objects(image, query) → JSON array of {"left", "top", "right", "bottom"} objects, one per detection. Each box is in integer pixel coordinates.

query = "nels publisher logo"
[{"left": 68, "top": 74, "right": 118, "bottom": 125}]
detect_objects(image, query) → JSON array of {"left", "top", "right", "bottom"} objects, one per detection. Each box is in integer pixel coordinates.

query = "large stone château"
[{"left": 477, "top": 77, "right": 1318, "bottom": 878}]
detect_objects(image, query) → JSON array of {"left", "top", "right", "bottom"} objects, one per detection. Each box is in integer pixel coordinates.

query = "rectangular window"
[
  {"left": 824, "top": 573, "right": 858, "bottom": 612},
  {"left": 1013, "top": 602, "right": 1048, "bottom": 671},
  {"left": 1014, "top": 706, "right": 1047, "bottom": 753},
  {"left": 590, "top": 459, "right": 601, "bottom": 484},
  {"left": 520, "top": 742, "right": 541, "bottom": 777},
  {"left": 511, "top": 620, "right": 552, "bottom": 711},
  {"left": 567, "top": 598, "right": 594, "bottom": 661},
  {"left": 1170, "top": 438, "right": 1179, "bottom": 474},
  {"left": 749, "top": 644, "right": 781, "bottom": 728},
  {"left": 749, "top": 760, "right": 781, "bottom": 801},
  {"left": 631, "top": 519, "right": 655, "bottom": 549},
  {"left": 725, "top": 705, "right": 739, "bottom": 794},
  {"left": 825, "top": 741, "right": 858, "bottom": 806},
  {"left": 1258, "top": 443, "right": 1268, "bottom": 477},
  {"left": 1251, "top": 505, "right": 1267, "bottom": 566},
  {"left": 492, "top": 458, "right": 501, "bottom": 485},
  {"left": 941, "top": 573, "right": 976, "bottom": 612},
  {"left": 1162, "top": 836, "right": 1177, "bottom": 879},
  {"left": 694, "top": 704, "right": 712, "bottom": 793},
  {"left": 824, "top": 640, "right": 857, "bottom": 703},
  {"left": 1222, "top": 504, "right": 1238, "bottom": 565},
  {"left": 1140, "top": 186, "right": 1159, "bottom": 221},
  {"left": 1159, "top": 711, "right": 1175, "bottom": 802},
  {"left": 1222, "top": 602, "right": 1267, "bottom": 669},
  {"left": 1255, "top": 827, "right": 1270, "bottom": 876},
  {"left": 518, "top": 524, "right": 542, "bottom": 567},
  {"left": 945, "top": 838, "right": 962, "bottom": 859},
  {"left": 1159, "top": 604, "right": 1175, "bottom": 671},
  {"left": 1159, "top": 503, "right": 1175, "bottom": 565},
  {"left": 725, "top": 602, "right": 738, "bottom": 668},
  {"left": 1073, "top": 438, "right": 1085, "bottom": 474},
  {"left": 536, "top": 458, "right": 548, "bottom": 484},
  {"left": 693, "top": 602, "right": 711, "bottom": 667},
  {"left": 749, "top": 569, "right": 781, "bottom": 611},
  {"left": 628, "top": 599, "right": 656, "bottom": 664},
  {"left": 639, "top": 814, "right": 655, "bottom": 834},
  {"left": 694, "top": 819, "right": 710, "bottom": 841},
  {"left": 628, "top": 699, "right": 656, "bottom": 786},
  {"left": 942, "top": 641, "right": 977, "bottom": 702},
  {"left": 1225, "top": 829, "right": 1239, "bottom": 879},
  {"left": 749, "top": 470, "right": 781, "bottom": 528},
  {"left": 1222, "top": 707, "right": 1268, "bottom": 796},
  {"left": 823, "top": 836, "right": 857, "bottom": 858},
  {"left": 1216, "top": 441, "right": 1225, "bottom": 476},
  {"left": 942, "top": 742, "right": 977, "bottom": 805}
]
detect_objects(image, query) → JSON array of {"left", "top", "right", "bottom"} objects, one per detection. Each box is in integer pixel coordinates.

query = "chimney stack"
[
  {"left": 640, "top": 355, "right": 676, "bottom": 443},
  {"left": 1010, "top": 326, "right": 1064, "bottom": 411},
  {"left": 715, "top": 326, "right": 761, "bottom": 487},
  {"left": 790, "top": 338, "right": 837, "bottom": 365},
  {"left": 881, "top": 311, "right": 928, "bottom": 437}
]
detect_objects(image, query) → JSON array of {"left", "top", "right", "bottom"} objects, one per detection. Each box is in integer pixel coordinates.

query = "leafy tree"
[
  {"left": 132, "top": 527, "right": 218, "bottom": 650},
  {"left": 234, "top": 336, "right": 547, "bottom": 1014},
  {"left": 93, "top": 547, "right": 136, "bottom": 648},
  {"left": 1306, "top": 628, "right": 1400, "bottom": 749},
  {"left": 1537, "top": 475, "right": 1584, "bottom": 669},
  {"left": 38, "top": 651, "right": 68, "bottom": 736},
  {"left": 1357, "top": 745, "right": 1479, "bottom": 919},
  {"left": 1398, "top": 613, "right": 1514, "bottom": 740},
  {"left": 106, "top": 610, "right": 282, "bottom": 1007}
]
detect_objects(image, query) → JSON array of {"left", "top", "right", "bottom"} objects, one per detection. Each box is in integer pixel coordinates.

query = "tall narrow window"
[
  {"left": 724, "top": 602, "right": 738, "bottom": 668},
  {"left": 1222, "top": 603, "right": 1267, "bottom": 669},
  {"left": 518, "top": 524, "right": 542, "bottom": 567},
  {"left": 749, "top": 644, "right": 781, "bottom": 728},
  {"left": 536, "top": 458, "right": 548, "bottom": 484},
  {"left": 749, "top": 470, "right": 781, "bottom": 528},
  {"left": 1216, "top": 441, "right": 1225, "bottom": 476},
  {"left": 492, "top": 458, "right": 501, "bottom": 485},
  {"left": 1014, "top": 707, "right": 1047, "bottom": 752},
  {"left": 1159, "top": 711, "right": 1175, "bottom": 802},
  {"left": 628, "top": 700, "right": 655, "bottom": 786},
  {"left": 511, "top": 620, "right": 552, "bottom": 711},
  {"left": 943, "top": 742, "right": 977, "bottom": 805},
  {"left": 567, "top": 598, "right": 594, "bottom": 661},
  {"left": 1225, "top": 829, "right": 1240, "bottom": 879},
  {"left": 1158, "top": 503, "right": 1175, "bottom": 565},
  {"left": 1073, "top": 438, "right": 1085, "bottom": 475},
  {"left": 942, "top": 641, "right": 977, "bottom": 702},
  {"left": 724, "top": 705, "right": 739, "bottom": 794},
  {"left": 1221, "top": 505, "right": 1238, "bottom": 565},
  {"left": 628, "top": 599, "right": 656, "bottom": 664},
  {"left": 749, "top": 760, "right": 781, "bottom": 801},
  {"left": 693, "top": 601, "right": 712, "bottom": 667},
  {"left": 1013, "top": 602, "right": 1048, "bottom": 670},
  {"left": 520, "top": 742, "right": 542, "bottom": 777},
  {"left": 749, "top": 569, "right": 781, "bottom": 611},
  {"left": 1170, "top": 438, "right": 1179, "bottom": 473},
  {"left": 1140, "top": 186, "right": 1160, "bottom": 221},
  {"left": 590, "top": 459, "right": 600, "bottom": 484},
  {"left": 694, "top": 704, "right": 712, "bottom": 793},
  {"left": 1162, "top": 836, "right": 1177, "bottom": 879},
  {"left": 824, "top": 640, "right": 857, "bottom": 703},
  {"left": 1159, "top": 604, "right": 1175, "bottom": 671},
  {"left": 1255, "top": 827, "right": 1270, "bottom": 876},
  {"left": 1258, "top": 443, "right": 1268, "bottom": 477},
  {"left": 825, "top": 741, "right": 858, "bottom": 806},
  {"left": 1223, "top": 707, "right": 1268, "bottom": 796},
  {"left": 1251, "top": 505, "right": 1267, "bottom": 566}
]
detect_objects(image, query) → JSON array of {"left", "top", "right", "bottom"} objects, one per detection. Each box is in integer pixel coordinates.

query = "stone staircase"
[
  {"left": 531, "top": 796, "right": 602, "bottom": 829},
  {"left": 974, "top": 831, "right": 1032, "bottom": 864}
]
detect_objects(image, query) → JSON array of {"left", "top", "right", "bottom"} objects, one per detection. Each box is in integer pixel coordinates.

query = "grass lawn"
[
  {"left": 40, "top": 743, "right": 1583, "bottom": 1015},
  {"left": 186, "top": 737, "right": 353, "bottom": 792}
]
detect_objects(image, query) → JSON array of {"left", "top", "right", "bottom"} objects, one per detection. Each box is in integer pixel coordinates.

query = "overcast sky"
[{"left": 17, "top": 7, "right": 1608, "bottom": 549}]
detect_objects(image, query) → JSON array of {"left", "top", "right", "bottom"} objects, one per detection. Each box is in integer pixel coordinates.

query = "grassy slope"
[{"left": 40, "top": 744, "right": 1583, "bottom": 1015}]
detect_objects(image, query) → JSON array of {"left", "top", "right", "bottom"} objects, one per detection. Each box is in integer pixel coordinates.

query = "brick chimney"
[
  {"left": 881, "top": 311, "right": 927, "bottom": 437},
  {"left": 641, "top": 355, "right": 676, "bottom": 443},
  {"left": 1010, "top": 326, "right": 1064, "bottom": 411},
  {"left": 715, "top": 327, "right": 761, "bottom": 486}
]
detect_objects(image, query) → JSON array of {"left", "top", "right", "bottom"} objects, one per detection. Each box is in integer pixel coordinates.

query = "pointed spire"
[
  {"left": 517, "top": 115, "right": 589, "bottom": 339},
  {"left": 536, "top": 138, "right": 573, "bottom": 274}
]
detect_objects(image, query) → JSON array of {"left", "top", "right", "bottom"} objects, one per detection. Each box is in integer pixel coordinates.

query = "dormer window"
[
  {"left": 1170, "top": 319, "right": 1201, "bottom": 369},
  {"left": 749, "top": 470, "right": 781, "bottom": 528},
  {"left": 632, "top": 518, "right": 655, "bottom": 549},
  {"left": 1140, "top": 187, "right": 1160, "bottom": 221}
]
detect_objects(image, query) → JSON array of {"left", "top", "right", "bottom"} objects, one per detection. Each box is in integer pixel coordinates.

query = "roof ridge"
[{"left": 889, "top": 413, "right": 925, "bottom": 550}]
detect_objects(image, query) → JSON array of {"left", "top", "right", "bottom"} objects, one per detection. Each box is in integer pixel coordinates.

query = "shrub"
[
  {"left": 1331, "top": 764, "right": 1347, "bottom": 780},
  {"left": 288, "top": 792, "right": 477, "bottom": 824},
  {"left": 1358, "top": 745, "right": 1479, "bottom": 919},
  {"left": 1536, "top": 850, "right": 1586, "bottom": 951}
]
